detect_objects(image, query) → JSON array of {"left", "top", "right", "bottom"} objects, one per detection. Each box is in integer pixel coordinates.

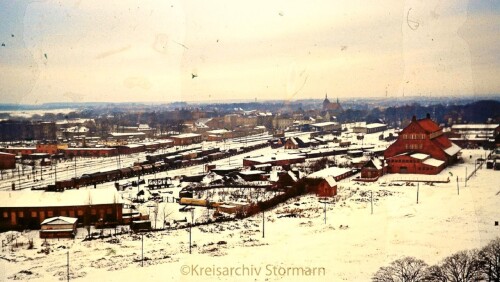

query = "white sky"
[{"left": 0, "top": 0, "right": 498, "bottom": 104}]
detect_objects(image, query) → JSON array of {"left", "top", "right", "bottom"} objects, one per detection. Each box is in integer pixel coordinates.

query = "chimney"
[
  {"left": 412, "top": 115, "right": 417, "bottom": 122},
  {"left": 426, "top": 113, "right": 431, "bottom": 119}
]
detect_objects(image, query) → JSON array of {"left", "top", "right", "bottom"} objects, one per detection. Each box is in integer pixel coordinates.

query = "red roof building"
[{"left": 384, "top": 114, "right": 461, "bottom": 174}]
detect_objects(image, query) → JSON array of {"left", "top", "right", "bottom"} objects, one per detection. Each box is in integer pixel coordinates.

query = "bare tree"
[
  {"left": 426, "top": 250, "right": 483, "bottom": 282},
  {"left": 84, "top": 193, "right": 92, "bottom": 238},
  {"left": 478, "top": 237, "right": 500, "bottom": 282},
  {"left": 161, "top": 205, "right": 174, "bottom": 229},
  {"left": 372, "top": 257, "right": 428, "bottom": 282}
]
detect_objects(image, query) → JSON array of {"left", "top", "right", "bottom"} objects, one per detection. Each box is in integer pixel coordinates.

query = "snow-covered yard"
[{"left": 1, "top": 149, "right": 498, "bottom": 281}]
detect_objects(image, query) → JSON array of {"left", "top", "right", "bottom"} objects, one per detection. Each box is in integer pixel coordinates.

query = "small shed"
[
  {"left": 40, "top": 216, "right": 78, "bottom": 239},
  {"left": 131, "top": 220, "right": 152, "bottom": 232},
  {"left": 316, "top": 176, "right": 337, "bottom": 197},
  {"left": 361, "top": 158, "right": 386, "bottom": 179}
]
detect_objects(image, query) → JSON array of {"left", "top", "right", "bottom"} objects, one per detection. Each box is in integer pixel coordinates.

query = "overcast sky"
[{"left": 0, "top": 0, "right": 498, "bottom": 104}]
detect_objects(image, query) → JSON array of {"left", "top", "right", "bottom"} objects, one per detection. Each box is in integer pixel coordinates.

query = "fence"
[{"left": 466, "top": 150, "right": 492, "bottom": 181}]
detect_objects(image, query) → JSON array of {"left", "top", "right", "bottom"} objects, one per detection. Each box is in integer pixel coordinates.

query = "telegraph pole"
[
  {"left": 67, "top": 250, "right": 69, "bottom": 282},
  {"left": 262, "top": 210, "right": 265, "bottom": 238},
  {"left": 17, "top": 165, "right": 21, "bottom": 190},
  {"left": 189, "top": 208, "right": 194, "bottom": 254},
  {"left": 371, "top": 191, "right": 373, "bottom": 214},
  {"left": 324, "top": 201, "right": 327, "bottom": 223},
  {"left": 417, "top": 182, "right": 419, "bottom": 204}
]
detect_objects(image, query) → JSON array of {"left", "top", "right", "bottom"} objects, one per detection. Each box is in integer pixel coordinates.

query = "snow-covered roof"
[
  {"left": 110, "top": 132, "right": 146, "bottom": 137},
  {"left": 122, "top": 144, "right": 145, "bottom": 148},
  {"left": 4, "top": 147, "right": 36, "bottom": 150},
  {"left": 171, "top": 133, "right": 201, "bottom": 138},
  {"left": 371, "top": 158, "right": 383, "bottom": 170},
  {"left": 288, "top": 171, "right": 298, "bottom": 182},
  {"left": 64, "top": 148, "right": 115, "bottom": 151},
  {"left": 423, "top": 158, "right": 445, "bottom": 167},
  {"left": 451, "top": 124, "right": 498, "bottom": 130},
  {"left": 244, "top": 153, "right": 305, "bottom": 164},
  {"left": 410, "top": 153, "right": 429, "bottom": 160},
  {"left": 351, "top": 156, "right": 369, "bottom": 164},
  {"left": 63, "top": 126, "right": 89, "bottom": 133},
  {"left": 0, "top": 187, "right": 122, "bottom": 208},
  {"left": 311, "top": 121, "right": 339, "bottom": 127},
  {"left": 307, "top": 167, "right": 351, "bottom": 179},
  {"left": 253, "top": 163, "right": 272, "bottom": 168},
  {"left": 41, "top": 216, "right": 78, "bottom": 225},
  {"left": 324, "top": 176, "right": 337, "bottom": 187},
  {"left": 239, "top": 170, "right": 264, "bottom": 175},
  {"left": 366, "top": 123, "right": 387, "bottom": 128},
  {"left": 444, "top": 143, "right": 461, "bottom": 156},
  {"left": 206, "top": 129, "right": 230, "bottom": 134}
]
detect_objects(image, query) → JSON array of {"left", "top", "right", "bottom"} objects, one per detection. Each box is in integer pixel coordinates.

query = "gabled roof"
[
  {"left": 410, "top": 153, "right": 429, "bottom": 160},
  {"left": 41, "top": 216, "right": 78, "bottom": 225},
  {"left": 287, "top": 171, "right": 298, "bottom": 182},
  {"left": 444, "top": 143, "right": 461, "bottom": 156},
  {"left": 323, "top": 176, "right": 337, "bottom": 187},
  {"left": 0, "top": 187, "right": 122, "bottom": 208},
  {"left": 307, "top": 167, "right": 351, "bottom": 179},
  {"left": 423, "top": 158, "right": 445, "bottom": 167},
  {"left": 416, "top": 118, "right": 441, "bottom": 133}
]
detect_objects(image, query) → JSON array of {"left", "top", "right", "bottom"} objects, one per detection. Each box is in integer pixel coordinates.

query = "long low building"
[
  {"left": 0, "top": 187, "right": 123, "bottom": 231},
  {"left": 306, "top": 167, "right": 353, "bottom": 182},
  {"left": 352, "top": 123, "right": 388, "bottom": 134},
  {"left": 62, "top": 147, "right": 118, "bottom": 157},
  {"left": 310, "top": 121, "right": 341, "bottom": 132},
  {"left": 169, "top": 133, "right": 203, "bottom": 146},
  {"left": 243, "top": 153, "right": 306, "bottom": 168}
]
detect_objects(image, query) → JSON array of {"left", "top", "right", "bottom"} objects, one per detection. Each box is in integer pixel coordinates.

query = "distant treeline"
[
  {"left": 336, "top": 100, "right": 500, "bottom": 126},
  {"left": 1, "top": 100, "right": 499, "bottom": 129}
]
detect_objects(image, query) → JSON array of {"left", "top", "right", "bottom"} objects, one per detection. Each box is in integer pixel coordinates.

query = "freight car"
[{"left": 47, "top": 142, "right": 269, "bottom": 190}]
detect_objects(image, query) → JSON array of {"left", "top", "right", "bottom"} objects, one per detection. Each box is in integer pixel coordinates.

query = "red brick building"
[
  {"left": 243, "top": 153, "right": 306, "bottom": 168},
  {"left": 62, "top": 148, "right": 118, "bottom": 158},
  {"left": 384, "top": 115, "right": 461, "bottom": 174},
  {"left": 316, "top": 176, "right": 337, "bottom": 197},
  {"left": 360, "top": 158, "right": 386, "bottom": 179},
  {"left": 169, "top": 133, "right": 202, "bottom": 146},
  {"left": 0, "top": 188, "right": 123, "bottom": 231}
]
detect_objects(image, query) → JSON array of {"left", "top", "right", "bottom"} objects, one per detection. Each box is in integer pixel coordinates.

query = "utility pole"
[
  {"left": 370, "top": 191, "right": 373, "bottom": 214},
  {"left": 324, "top": 201, "right": 327, "bottom": 223},
  {"left": 67, "top": 250, "right": 69, "bottom": 282},
  {"left": 141, "top": 233, "right": 144, "bottom": 267},
  {"left": 417, "top": 182, "right": 419, "bottom": 204},
  {"left": 17, "top": 165, "right": 21, "bottom": 190},
  {"left": 189, "top": 208, "right": 194, "bottom": 254},
  {"left": 262, "top": 210, "right": 265, "bottom": 238},
  {"left": 74, "top": 157, "right": 76, "bottom": 178}
]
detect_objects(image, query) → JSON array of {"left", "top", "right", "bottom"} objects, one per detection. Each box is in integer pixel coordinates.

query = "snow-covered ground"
[{"left": 1, "top": 148, "right": 498, "bottom": 281}]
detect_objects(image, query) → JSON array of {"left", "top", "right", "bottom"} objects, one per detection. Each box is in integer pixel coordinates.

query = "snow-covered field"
[{"left": 1, "top": 148, "right": 498, "bottom": 281}]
